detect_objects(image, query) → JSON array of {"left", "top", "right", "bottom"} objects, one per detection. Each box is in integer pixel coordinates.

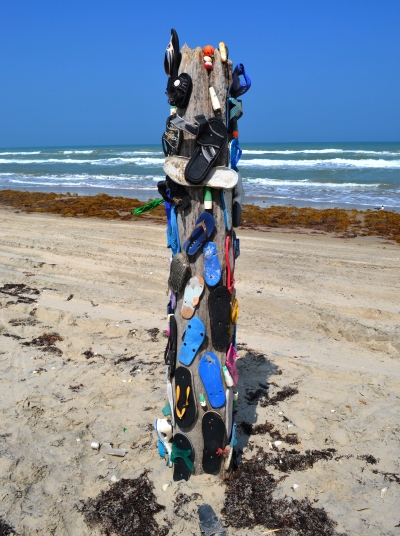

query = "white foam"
[
  {"left": 241, "top": 158, "right": 400, "bottom": 169},
  {"left": 117, "top": 151, "right": 164, "bottom": 156},
  {"left": 245, "top": 178, "right": 382, "bottom": 188},
  {"left": 0, "top": 151, "right": 41, "bottom": 155},
  {"left": 63, "top": 150, "right": 94, "bottom": 154},
  {"left": 242, "top": 149, "right": 400, "bottom": 156},
  {"left": 0, "top": 156, "right": 165, "bottom": 166}
]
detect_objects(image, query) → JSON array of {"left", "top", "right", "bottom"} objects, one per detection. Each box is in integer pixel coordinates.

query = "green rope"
[
  {"left": 170, "top": 443, "right": 194, "bottom": 472},
  {"left": 131, "top": 198, "right": 164, "bottom": 215}
]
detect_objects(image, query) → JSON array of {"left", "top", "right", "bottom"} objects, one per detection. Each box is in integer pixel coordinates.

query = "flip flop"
[
  {"left": 231, "top": 63, "right": 251, "bottom": 98},
  {"left": 171, "top": 432, "right": 194, "bottom": 482},
  {"left": 225, "top": 236, "right": 235, "bottom": 294},
  {"left": 181, "top": 276, "right": 205, "bottom": 319},
  {"left": 157, "top": 177, "right": 191, "bottom": 211},
  {"left": 166, "top": 73, "right": 193, "bottom": 109},
  {"left": 232, "top": 171, "right": 244, "bottom": 227},
  {"left": 203, "top": 242, "right": 221, "bottom": 287},
  {"left": 166, "top": 370, "right": 175, "bottom": 426},
  {"left": 154, "top": 418, "right": 173, "bottom": 467},
  {"left": 230, "top": 295, "right": 239, "bottom": 324},
  {"left": 168, "top": 252, "right": 190, "bottom": 293},
  {"left": 198, "top": 504, "right": 226, "bottom": 536},
  {"left": 164, "top": 155, "right": 238, "bottom": 190},
  {"left": 178, "top": 317, "right": 206, "bottom": 366},
  {"left": 174, "top": 366, "right": 197, "bottom": 428},
  {"left": 171, "top": 115, "right": 228, "bottom": 185},
  {"left": 224, "top": 422, "right": 237, "bottom": 471},
  {"left": 202, "top": 411, "right": 226, "bottom": 474},
  {"left": 229, "top": 137, "right": 242, "bottom": 170},
  {"left": 208, "top": 287, "right": 231, "bottom": 351},
  {"left": 164, "top": 28, "right": 181, "bottom": 78},
  {"left": 225, "top": 343, "right": 239, "bottom": 386},
  {"left": 225, "top": 387, "right": 233, "bottom": 437},
  {"left": 167, "top": 206, "right": 180, "bottom": 257},
  {"left": 162, "top": 115, "right": 182, "bottom": 156},
  {"left": 233, "top": 231, "right": 240, "bottom": 259},
  {"left": 198, "top": 353, "right": 226, "bottom": 408},
  {"left": 183, "top": 212, "right": 215, "bottom": 256},
  {"left": 220, "top": 190, "right": 232, "bottom": 231},
  {"left": 164, "top": 314, "right": 177, "bottom": 377}
]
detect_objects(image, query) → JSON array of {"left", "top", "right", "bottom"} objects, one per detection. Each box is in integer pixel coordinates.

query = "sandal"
[
  {"left": 164, "top": 28, "right": 192, "bottom": 108},
  {"left": 171, "top": 433, "right": 194, "bottom": 481},
  {"left": 164, "top": 314, "right": 177, "bottom": 377},
  {"left": 164, "top": 28, "right": 181, "bottom": 78},
  {"left": 168, "top": 252, "right": 190, "bottom": 293},
  {"left": 162, "top": 115, "right": 182, "bottom": 156},
  {"left": 174, "top": 366, "right": 197, "bottom": 428},
  {"left": 183, "top": 212, "right": 215, "bottom": 256},
  {"left": 225, "top": 236, "right": 235, "bottom": 294},
  {"left": 171, "top": 115, "right": 227, "bottom": 184},
  {"left": 231, "top": 63, "right": 251, "bottom": 98}
]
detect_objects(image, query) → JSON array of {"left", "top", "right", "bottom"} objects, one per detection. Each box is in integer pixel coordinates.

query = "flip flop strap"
[
  {"left": 190, "top": 220, "right": 207, "bottom": 240},
  {"left": 171, "top": 443, "right": 194, "bottom": 471},
  {"left": 175, "top": 385, "right": 190, "bottom": 419},
  {"left": 228, "top": 97, "right": 243, "bottom": 120}
]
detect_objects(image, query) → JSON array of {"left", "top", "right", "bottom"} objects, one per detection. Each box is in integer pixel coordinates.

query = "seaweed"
[
  {"left": 357, "top": 454, "right": 379, "bottom": 465},
  {"left": 0, "top": 517, "right": 17, "bottom": 536},
  {"left": 22, "top": 332, "right": 63, "bottom": 355},
  {"left": 83, "top": 350, "right": 94, "bottom": 359},
  {"left": 114, "top": 354, "right": 137, "bottom": 365},
  {"left": 0, "top": 283, "right": 40, "bottom": 303},
  {"left": 240, "top": 421, "right": 300, "bottom": 445},
  {"left": 266, "top": 448, "right": 337, "bottom": 473},
  {"left": 260, "top": 386, "right": 299, "bottom": 407},
  {"left": 80, "top": 471, "right": 168, "bottom": 536},
  {"left": 69, "top": 384, "right": 84, "bottom": 392},
  {"left": 2, "top": 190, "right": 400, "bottom": 243},
  {"left": 222, "top": 449, "right": 345, "bottom": 534},
  {"left": 146, "top": 328, "right": 160, "bottom": 342}
]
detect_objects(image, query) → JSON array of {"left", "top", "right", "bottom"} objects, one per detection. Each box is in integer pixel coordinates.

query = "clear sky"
[{"left": 1, "top": 0, "right": 399, "bottom": 147}]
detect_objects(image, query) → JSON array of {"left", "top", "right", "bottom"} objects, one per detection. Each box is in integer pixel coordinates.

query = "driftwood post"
[{"left": 171, "top": 45, "right": 233, "bottom": 476}]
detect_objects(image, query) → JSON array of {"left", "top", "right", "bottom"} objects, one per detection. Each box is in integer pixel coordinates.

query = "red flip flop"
[{"left": 225, "top": 236, "right": 235, "bottom": 294}]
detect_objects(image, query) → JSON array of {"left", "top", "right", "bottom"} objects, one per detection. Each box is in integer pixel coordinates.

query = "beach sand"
[{"left": 0, "top": 207, "right": 399, "bottom": 535}]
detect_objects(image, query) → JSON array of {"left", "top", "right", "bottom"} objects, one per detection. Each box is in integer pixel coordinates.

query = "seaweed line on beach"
[{"left": 222, "top": 448, "right": 346, "bottom": 534}]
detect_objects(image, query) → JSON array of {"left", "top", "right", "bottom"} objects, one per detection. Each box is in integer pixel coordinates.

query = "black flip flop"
[
  {"left": 164, "top": 314, "right": 177, "bottom": 377},
  {"left": 157, "top": 177, "right": 191, "bottom": 211},
  {"left": 168, "top": 252, "right": 190, "bottom": 293},
  {"left": 172, "top": 432, "right": 194, "bottom": 481},
  {"left": 164, "top": 28, "right": 181, "bottom": 78},
  {"left": 171, "top": 115, "right": 227, "bottom": 184},
  {"left": 162, "top": 115, "right": 182, "bottom": 156},
  {"left": 198, "top": 504, "right": 226, "bottom": 536},
  {"left": 208, "top": 286, "right": 231, "bottom": 350},
  {"left": 202, "top": 411, "right": 226, "bottom": 474},
  {"left": 174, "top": 366, "right": 197, "bottom": 428}
]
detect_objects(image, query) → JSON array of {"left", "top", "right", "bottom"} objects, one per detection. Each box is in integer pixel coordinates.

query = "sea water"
[{"left": 1, "top": 142, "right": 399, "bottom": 211}]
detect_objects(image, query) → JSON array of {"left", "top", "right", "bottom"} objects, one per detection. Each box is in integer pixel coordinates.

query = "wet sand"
[{"left": 0, "top": 208, "right": 399, "bottom": 535}]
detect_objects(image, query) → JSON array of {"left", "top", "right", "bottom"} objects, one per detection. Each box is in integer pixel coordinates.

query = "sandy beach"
[{"left": 1, "top": 207, "right": 400, "bottom": 535}]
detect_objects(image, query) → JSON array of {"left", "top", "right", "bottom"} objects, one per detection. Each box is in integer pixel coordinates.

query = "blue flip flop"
[
  {"left": 168, "top": 206, "right": 180, "bottom": 256},
  {"left": 203, "top": 242, "right": 221, "bottom": 286},
  {"left": 178, "top": 317, "right": 206, "bottom": 366},
  {"left": 198, "top": 352, "right": 226, "bottom": 408},
  {"left": 231, "top": 63, "right": 251, "bottom": 98},
  {"left": 220, "top": 190, "right": 232, "bottom": 231},
  {"left": 183, "top": 212, "right": 215, "bottom": 256},
  {"left": 229, "top": 138, "right": 242, "bottom": 170}
]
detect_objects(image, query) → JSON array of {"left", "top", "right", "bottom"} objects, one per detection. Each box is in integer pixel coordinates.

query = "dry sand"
[{"left": 0, "top": 208, "right": 399, "bottom": 535}]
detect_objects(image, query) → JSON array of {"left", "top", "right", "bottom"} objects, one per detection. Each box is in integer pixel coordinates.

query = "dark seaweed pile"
[
  {"left": 0, "top": 517, "right": 17, "bottom": 536},
  {"left": 80, "top": 471, "right": 168, "bottom": 536},
  {"left": 260, "top": 386, "right": 299, "bottom": 407},
  {"left": 240, "top": 421, "right": 299, "bottom": 445},
  {"left": 222, "top": 450, "right": 346, "bottom": 535},
  {"left": 22, "top": 332, "right": 63, "bottom": 355},
  {"left": 0, "top": 283, "right": 40, "bottom": 304},
  {"left": 265, "top": 448, "right": 337, "bottom": 473}
]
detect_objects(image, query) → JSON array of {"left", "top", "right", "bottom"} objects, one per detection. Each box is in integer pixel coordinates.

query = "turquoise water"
[{"left": 1, "top": 142, "right": 400, "bottom": 210}]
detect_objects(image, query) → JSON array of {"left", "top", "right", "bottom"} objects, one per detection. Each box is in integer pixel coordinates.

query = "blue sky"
[{"left": 1, "top": 0, "right": 399, "bottom": 147}]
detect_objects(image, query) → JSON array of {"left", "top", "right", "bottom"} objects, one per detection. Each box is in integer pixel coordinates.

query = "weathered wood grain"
[{"left": 171, "top": 44, "right": 234, "bottom": 477}]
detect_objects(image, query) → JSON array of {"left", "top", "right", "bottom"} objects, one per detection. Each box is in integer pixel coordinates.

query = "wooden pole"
[{"left": 171, "top": 45, "right": 233, "bottom": 476}]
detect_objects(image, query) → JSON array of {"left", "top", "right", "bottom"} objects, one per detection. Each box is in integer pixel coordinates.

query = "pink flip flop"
[{"left": 181, "top": 276, "right": 205, "bottom": 319}]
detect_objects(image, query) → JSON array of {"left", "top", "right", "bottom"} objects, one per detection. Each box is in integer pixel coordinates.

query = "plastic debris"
[
  {"left": 162, "top": 483, "right": 170, "bottom": 491},
  {"left": 110, "top": 475, "right": 118, "bottom": 483},
  {"left": 381, "top": 487, "right": 388, "bottom": 498},
  {"left": 101, "top": 442, "right": 127, "bottom": 457},
  {"left": 292, "top": 484, "right": 300, "bottom": 490},
  {"left": 91, "top": 442, "right": 100, "bottom": 450},
  {"left": 273, "top": 441, "right": 283, "bottom": 446}
]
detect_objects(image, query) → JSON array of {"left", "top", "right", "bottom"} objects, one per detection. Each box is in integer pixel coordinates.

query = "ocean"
[{"left": 1, "top": 142, "right": 400, "bottom": 211}]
